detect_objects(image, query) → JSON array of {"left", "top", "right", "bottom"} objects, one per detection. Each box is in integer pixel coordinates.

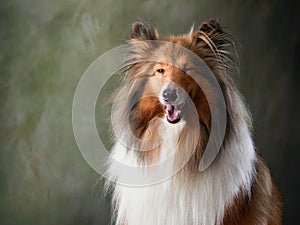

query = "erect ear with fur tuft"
[
  {"left": 195, "top": 19, "right": 229, "bottom": 49},
  {"left": 131, "top": 21, "right": 158, "bottom": 40},
  {"left": 199, "top": 19, "right": 222, "bottom": 34}
]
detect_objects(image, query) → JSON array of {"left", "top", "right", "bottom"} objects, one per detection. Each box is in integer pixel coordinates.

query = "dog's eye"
[{"left": 156, "top": 68, "right": 164, "bottom": 73}]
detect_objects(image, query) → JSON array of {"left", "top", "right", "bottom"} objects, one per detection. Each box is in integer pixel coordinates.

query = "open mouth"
[{"left": 165, "top": 104, "right": 181, "bottom": 124}]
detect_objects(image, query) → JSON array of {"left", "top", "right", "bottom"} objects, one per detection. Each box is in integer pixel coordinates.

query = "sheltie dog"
[{"left": 106, "top": 20, "right": 282, "bottom": 225}]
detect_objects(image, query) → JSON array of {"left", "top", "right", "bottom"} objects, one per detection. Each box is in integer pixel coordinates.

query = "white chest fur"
[{"left": 107, "top": 121, "right": 256, "bottom": 225}]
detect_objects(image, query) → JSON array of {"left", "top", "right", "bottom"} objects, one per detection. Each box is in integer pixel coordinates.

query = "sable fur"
[{"left": 106, "top": 19, "right": 282, "bottom": 225}]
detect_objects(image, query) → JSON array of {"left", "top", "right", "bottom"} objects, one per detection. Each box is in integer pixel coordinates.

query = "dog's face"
[
  {"left": 137, "top": 62, "right": 210, "bottom": 132},
  {"left": 127, "top": 21, "right": 229, "bottom": 138},
  {"left": 127, "top": 61, "right": 209, "bottom": 140},
  {"left": 154, "top": 63, "right": 199, "bottom": 124},
  {"left": 114, "top": 20, "right": 232, "bottom": 166}
]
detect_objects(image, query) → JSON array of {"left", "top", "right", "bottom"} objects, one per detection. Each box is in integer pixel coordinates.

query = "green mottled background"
[{"left": 0, "top": 0, "right": 299, "bottom": 224}]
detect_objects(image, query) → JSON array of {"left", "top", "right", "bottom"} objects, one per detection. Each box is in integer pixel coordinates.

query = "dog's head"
[{"left": 113, "top": 20, "right": 237, "bottom": 168}]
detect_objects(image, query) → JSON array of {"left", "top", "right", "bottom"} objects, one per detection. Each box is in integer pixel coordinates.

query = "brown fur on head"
[
  {"left": 120, "top": 20, "right": 242, "bottom": 165},
  {"left": 130, "top": 19, "right": 234, "bottom": 70}
]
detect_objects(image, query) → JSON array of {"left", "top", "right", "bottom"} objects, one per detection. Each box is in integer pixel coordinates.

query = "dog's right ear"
[{"left": 131, "top": 22, "right": 158, "bottom": 40}]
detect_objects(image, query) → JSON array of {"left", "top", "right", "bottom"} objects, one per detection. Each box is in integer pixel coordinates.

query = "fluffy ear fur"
[
  {"left": 192, "top": 19, "right": 234, "bottom": 73},
  {"left": 131, "top": 21, "right": 158, "bottom": 40},
  {"left": 199, "top": 19, "right": 223, "bottom": 34},
  {"left": 195, "top": 19, "right": 230, "bottom": 50}
]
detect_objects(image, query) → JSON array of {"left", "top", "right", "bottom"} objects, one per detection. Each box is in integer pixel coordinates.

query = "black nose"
[{"left": 163, "top": 88, "right": 178, "bottom": 103}]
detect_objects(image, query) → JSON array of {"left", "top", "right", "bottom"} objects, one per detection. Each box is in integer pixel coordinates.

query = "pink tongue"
[{"left": 166, "top": 104, "right": 181, "bottom": 122}]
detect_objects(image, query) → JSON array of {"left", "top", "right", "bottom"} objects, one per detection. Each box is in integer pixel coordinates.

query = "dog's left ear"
[
  {"left": 131, "top": 21, "right": 158, "bottom": 40},
  {"left": 194, "top": 19, "right": 229, "bottom": 49}
]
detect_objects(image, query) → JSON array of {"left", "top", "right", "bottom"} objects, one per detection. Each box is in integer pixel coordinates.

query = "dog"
[{"left": 106, "top": 20, "right": 282, "bottom": 225}]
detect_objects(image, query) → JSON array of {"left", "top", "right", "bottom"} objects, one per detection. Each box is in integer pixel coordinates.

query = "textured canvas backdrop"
[{"left": 0, "top": 0, "right": 299, "bottom": 224}]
